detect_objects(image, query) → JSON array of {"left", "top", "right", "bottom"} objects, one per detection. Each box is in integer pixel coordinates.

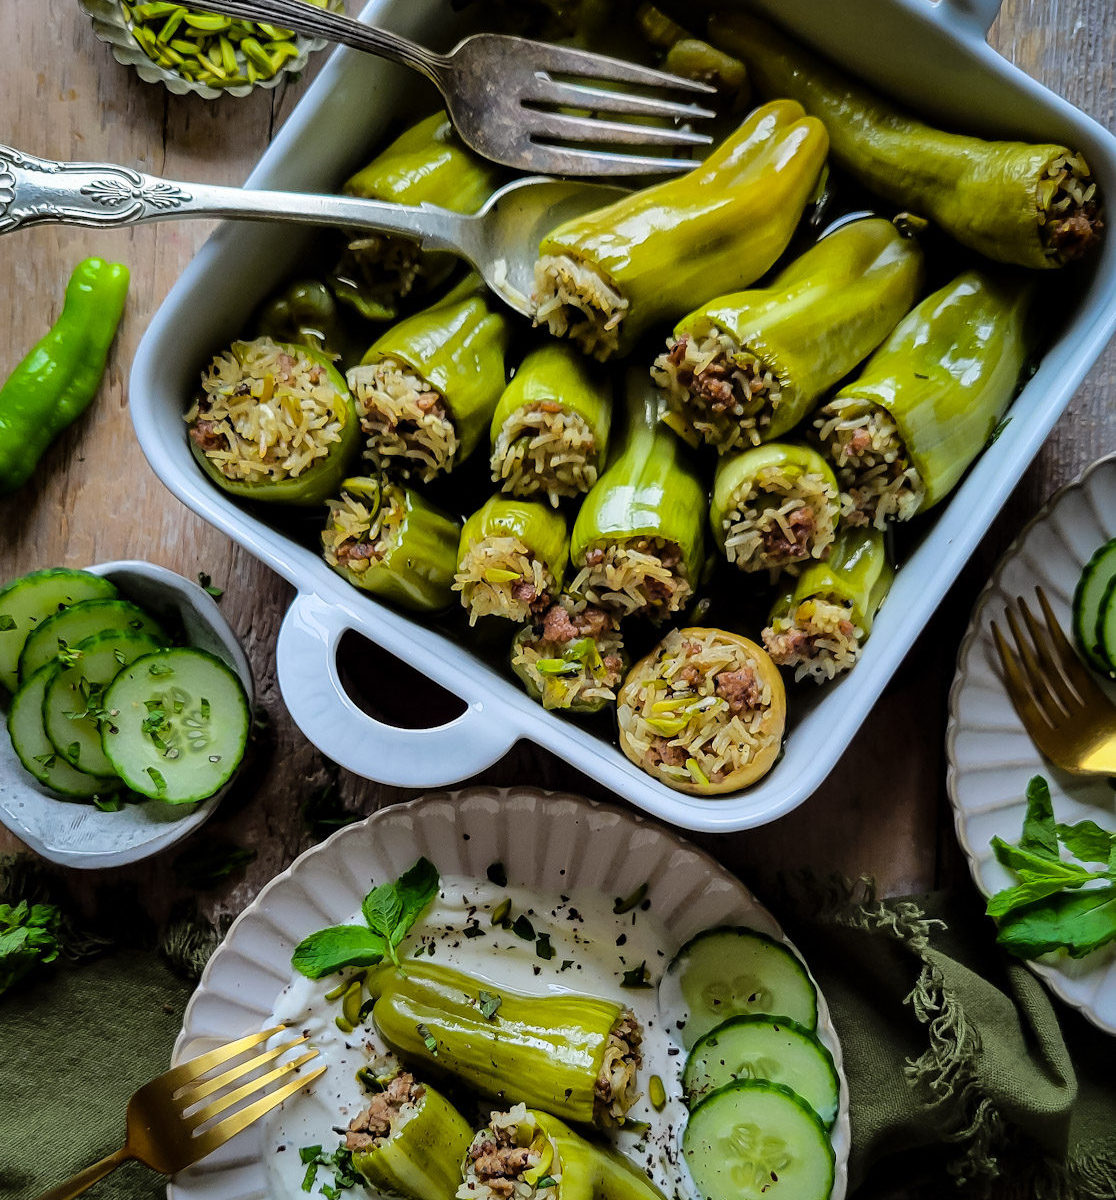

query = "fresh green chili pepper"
[
  {"left": 333, "top": 112, "right": 505, "bottom": 322},
  {"left": 350, "top": 1080, "right": 472, "bottom": 1200},
  {"left": 351, "top": 275, "right": 511, "bottom": 480},
  {"left": 709, "top": 442, "right": 840, "bottom": 573},
  {"left": 533, "top": 100, "right": 828, "bottom": 359},
  {"left": 366, "top": 960, "right": 640, "bottom": 1127},
  {"left": 708, "top": 10, "right": 1103, "bottom": 268},
  {"left": 530, "top": 1110, "right": 667, "bottom": 1200},
  {"left": 569, "top": 374, "right": 706, "bottom": 619},
  {"left": 655, "top": 217, "right": 924, "bottom": 451},
  {"left": 323, "top": 476, "right": 460, "bottom": 612},
  {"left": 816, "top": 270, "right": 1034, "bottom": 523},
  {"left": 0, "top": 257, "right": 129, "bottom": 496},
  {"left": 187, "top": 339, "right": 361, "bottom": 506},
  {"left": 489, "top": 343, "right": 613, "bottom": 504},
  {"left": 254, "top": 279, "right": 350, "bottom": 360}
]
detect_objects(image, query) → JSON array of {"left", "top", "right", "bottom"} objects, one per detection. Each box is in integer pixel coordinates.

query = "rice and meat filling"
[
  {"left": 1040, "top": 152, "right": 1104, "bottom": 260},
  {"left": 454, "top": 537, "right": 555, "bottom": 625},
  {"left": 458, "top": 1107, "right": 560, "bottom": 1200},
  {"left": 618, "top": 629, "right": 780, "bottom": 789},
  {"left": 720, "top": 467, "right": 838, "bottom": 573},
  {"left": 652, "top": 330, "right": 782, "bottom": 452},
  {"left": 335, "top": 234, "right": 426, "bottom": 310},
  {"left": 322, "top": 484, "right": 405, "bottom": 574},
  {"left": 596, "top": 1011, "right": 643, "bottom": 1126},
  {"left": 347, "top": 356, "right": 459, "bottom": 481},
  {"left": 532, "top": 255, "right": 629, "bottom": 362},
  {"left": 491, "top": 404, "right": 600, "bottom": 505},
  {"left": 513, "top": 597, "right": 624, "bottom": 711},
  {"left": 345, "top": 1071, "right": 425, "bottom": 1153},
  {"left": 814, "top": 399, "right": 926, "bottom": 528},
  {"left": 186, "top": 338, "right": 345, "bottom": 482},
  {"left": 763, "top": 597, "right": 864, "bottom": 683},
  {"left": 570, "top": 538, "right": 691, "bottom": 620}
]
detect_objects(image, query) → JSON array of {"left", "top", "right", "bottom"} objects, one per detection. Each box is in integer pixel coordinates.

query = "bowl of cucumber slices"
[{"left": 0, "top": 560, "right": 253, "bottom": 869}]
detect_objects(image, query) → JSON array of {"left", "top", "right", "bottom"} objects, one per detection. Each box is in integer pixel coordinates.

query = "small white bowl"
[
  {"left": 78, "top": 0, "right": 342, "bottom": 101},
  {"left": 0, "top": 560, "right": 254, "bottom": 870}
]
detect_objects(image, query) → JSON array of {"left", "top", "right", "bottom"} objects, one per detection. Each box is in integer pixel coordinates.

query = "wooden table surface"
[{"left": 0, "top": 0, "right": 1112, "bottom": 928}]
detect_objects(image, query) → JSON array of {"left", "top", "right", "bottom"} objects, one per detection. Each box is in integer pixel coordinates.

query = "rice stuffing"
[
  {"left": 763, "top": 597, "right": 863, "bottom": 683},
  {"left": 322, "top": 483, "right": 405, "bottom": 575},
  {"left": 348, "top": 356, "right": 458, "bottom": 481},
  {"left": 492, "top": 403, "right": 600, "bottom": 506},
  {"left": 455, "top": 536, "right": 555, "bottom": 625},
  {"left": 569, "top": 538, "right": 690, "bottom": 620},
  {"left": 513, "top": 596, "right": 624, "bottom": 711},
  {"left": 651, "top": 330, "right": 783, "bottom": 453},
  {"left": 721, "top": 466, "right": 838, "bottom": 574},
  {"left": 457, "top": 1106, "right": 561, "bottom": 1200},
  {"left": 617, "top": 629, "right": 781, "bottom": 789},
  {"left": 345, "top": 1070, "right": 425, "bottom": 1153},
  {"left": 1038, "top": 151, "right": 1104, "bottom": 260},
  {"left": 335, "top": 234, "right": 426, "bottom": 310},
  {"left": 814, "top": 398, "right": 926, "bottom": 528},
  {"left": 596, "top": 1011, "right": 642, "bottom": 1126},
  {"left": 532, "top": 255, "right": 629, "bottom": 361},
  {"left": 186, "top": 337, "right": 345, "bottom": 482}
]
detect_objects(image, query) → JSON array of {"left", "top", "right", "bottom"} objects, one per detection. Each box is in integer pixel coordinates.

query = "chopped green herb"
[
  {"left": 560, "top": 959, "right": 574, "bottom": 971},
  {"left": 201, "top": 697, "right": 211, "bottom": 719},
  {"left": 65, "top": 742, "right": 80, "bottom": 764},
  {"left": 987, "top": 415, "right": 1012, "bottom": 447},
  {"left": 32, "top": 752, "right": 56, "bottom": 769},
  {"left": 535, "top": 933, "right": 554, "bottom": 960},
  {"left": 417, "top": 1022, "right": 438, "bottom": 1055},
  {"left": 487, "top": 861, "right": 508, "bottom": 887},
  {"left": 620, "top": 961, "right": 652, "bottom": 988},
  {"left": 146, "top": 766, "right": 167, "bottom": 793},
  {"left": 512, "top": 914, "right": 535, "bottom": 941},
  {"left": 198, "top": 572, "right": 224, "bottom": 599},
  {"left": 113, "top": 648, "right": 127, "bottom": 665},
  {"left": 613, "top": 883, "right": 648, "bottom": 914},
  {"left": 0, "top": 615, "right": 15, "bottom": 631},
  {"left": 535, "top": 1178, "right": 557, "bottom": 1189},
  {"left": 478, "top": 989, "right": 502, "bottom": 1020},
  {"left": 93, "top": 794, "right": 124, "bottom": 812},
  {"left": 463, "top": 923, "right": 485, "bottom": 939},
  {"left": 0, "top": 899, "right": 63, "bottom": 996}
]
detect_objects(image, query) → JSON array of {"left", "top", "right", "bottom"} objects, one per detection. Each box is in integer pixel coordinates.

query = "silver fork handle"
[
  {"left": 0, "top": 145, "right": 471, "bottom": 253},
  {"left": 181, "top": 0, "right": 448, "bottom": 83}
]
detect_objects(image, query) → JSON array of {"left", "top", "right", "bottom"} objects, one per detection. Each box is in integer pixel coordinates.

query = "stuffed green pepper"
[
  {"left": 345, "top": 1070, "right": 471, "bottom": 1200},
  {"left": 569, "top": 376, "right": 704, "bottom": 621},
  {"left": 454, "top": 496, "right": 570, "bottom": 624},
  {"left": 814, "top": 270, "right": 1034, "bottom": 528},
  {"left": 762, "top": 527, "right": 894, "bottom": 683},
  {"left": 710, "top": 443, "right": 840, "bottom": 575},
  {"left": 709, "top": 11, "right": 1103, "bottom": 268},
  {"left": 510, "top": 595, "right": 626, "bottom": 714},
  {"left": 490, "top": 344, "right": 612, "bottom": 506},
  {"left": 322, "top": 476, "right": 460, "bottom": 612},
  {"left": 254, "top": 279, "right": 350, "bottom": 360},
  {"left": 458, "top": 1106, "right": 665, "bottom": 1200},
  {"left": 653, "top": 217, "right": 924, "bottom": 452},
  {"left": 533, "top": 100, "right": 828, "bottom": 360},
  {"left": 186, "top": 337, "right": 360, "bottom": 505},
  {"left": 332, "top": 111, "right": 505, "bottom": 322},
  {"left": 364, "top": 960, "right": 642, "bottom": 1128},
  {"left": 617, "top": 627, "right": 786, "bottom": 794}
]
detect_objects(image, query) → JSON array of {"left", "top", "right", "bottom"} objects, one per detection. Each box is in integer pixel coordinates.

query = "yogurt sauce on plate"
[{"left": 264, "top": 872, "right": 693, "bottom": 1200}]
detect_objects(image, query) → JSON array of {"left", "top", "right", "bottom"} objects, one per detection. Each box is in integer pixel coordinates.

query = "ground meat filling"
[
  {"left": 344, "top": 1072, "right": 424, "bottom": 1153},
  {"left": 1038, "top": 153, "right": 1104, "bottom": 262},
  {"left": 763, "top": 597, "right": 863, "bottom": 684},
  {"left": 458, "top": 1106, "right": 560, "bottom": 1200},
  {"left": 594, "top": 1011, "right": 643, "bottom": 1126},
  {"left": 322, "top": 484, "right": 406, "bottom": 576},
  {"left": 814, "top": 399, "right": 926, "bottom": 529},
  {"left": 454, "top": 536, "right": 555, "bottom": 625},
  {"left": 720, "top": 467, "right": 838, "bottom": 574},
  {"left": 652, "top": 331, "right": 783, "bottom": 453},
  {"left": 570, "top": 537, "right": 691, "bottom": 620},
  {"left": 514, "top": 597, "right": 624, "bottom": 712}
]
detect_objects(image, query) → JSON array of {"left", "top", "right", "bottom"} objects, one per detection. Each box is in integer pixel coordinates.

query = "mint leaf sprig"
[
  {"left": 291, "top": 857, "right": 439, "bottom": 979},
  {"left": 986, "top": 776, "right": 1116, "bottom": 960}
]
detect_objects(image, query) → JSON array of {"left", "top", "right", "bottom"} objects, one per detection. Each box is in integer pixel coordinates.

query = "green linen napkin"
[{"left": 2, "top": 858, "right": 1115, "bottom": 1200}]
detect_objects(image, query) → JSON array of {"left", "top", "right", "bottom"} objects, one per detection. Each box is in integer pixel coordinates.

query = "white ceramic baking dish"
[{"left": 130, "top": 0, "right": 1116, "bottom": 833}]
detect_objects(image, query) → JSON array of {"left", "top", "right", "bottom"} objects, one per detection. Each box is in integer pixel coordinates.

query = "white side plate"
[{"left": 947, "top": 454, "right": 1116, "bottom": 1034}]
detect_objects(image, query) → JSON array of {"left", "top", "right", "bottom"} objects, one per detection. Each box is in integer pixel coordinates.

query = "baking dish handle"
[
  {"left": 935, "top": 0, "right": 1004, "bottom": 37},
  {"left": 275, "top": 591, "right": 520, "bottom": 786}
]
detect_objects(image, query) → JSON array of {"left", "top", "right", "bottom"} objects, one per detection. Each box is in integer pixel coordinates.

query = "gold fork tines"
[
  {"left": 34, "top": 1026, "right": 324, "bottom": 1200},
  {"left": 991, "top": 586, "right": 1116, "bottom": 776}
]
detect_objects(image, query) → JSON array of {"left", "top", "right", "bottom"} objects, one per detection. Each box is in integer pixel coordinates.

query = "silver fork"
[
  {"left": 0, "top": 144, "right": 626, "bottom": 316},
  {"left": 181, "top": 0, "right": 715, "bottom": 174}
]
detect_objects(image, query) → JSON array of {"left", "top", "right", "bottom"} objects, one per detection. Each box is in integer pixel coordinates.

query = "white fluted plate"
[
  {"left": 947, "top": 453, "right": 1116, "bottom": 1035},
  {"left": 171, "top": 787, "right": 849, "bottom": 1200}
]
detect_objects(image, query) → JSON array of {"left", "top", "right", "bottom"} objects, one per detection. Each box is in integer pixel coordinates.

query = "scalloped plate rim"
[
  {"left": 946, "top": 451, "right": 1116, "bottom": 1035},
  {"left": 172, "top": 785, "right": 849, "bottom": 1200}
]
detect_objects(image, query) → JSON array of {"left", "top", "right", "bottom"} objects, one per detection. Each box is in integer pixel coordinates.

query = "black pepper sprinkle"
[{"left": 616, "top": 934, "right": 627, "bottom": 946}]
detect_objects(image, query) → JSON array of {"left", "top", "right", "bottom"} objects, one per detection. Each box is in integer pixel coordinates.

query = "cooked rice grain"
[
  {"left": 763, "top": 597, "right": 863, "bottom": 683},
  {"left": 322, "top": 484, "right": 405, "bottom": 574},
  {"left": 454, "top": 536, "right": 554, "bottom": 625},
  {"left": 721, "top": 467, "right": 837, "bottom": 574},
  {"left": 533, "top": 255, "right": 628, "bottom": 361},
  {"left": 492, "top": 405, "right": 599, "bottom": 506},
  {"left": 570, "top": 539, "right": 690, "bottom": 620}
]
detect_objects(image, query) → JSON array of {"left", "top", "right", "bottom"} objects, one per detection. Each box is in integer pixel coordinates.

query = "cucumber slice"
[
  {"left": 663, "top": 927, "right": 818, "bottom": 1049},
  {"left": 1073, "top": 537, "right": 1116, "bottom": 674},
  {"left": 7, "top": 665, "right": 120, "bottom": 801},
  {"left": 683, "top": 1015, "right": 840, "bottom": 1126},
  {"left": 683, "top": 1080, "right": 834, "bottom": 1200},
  {"left": 101, "top": 648, "right": 249, "bottom": 804},
  {"left": 19, "top": 599, "right": 168, "bottom": 684},
  {"left": 0, "top": 569, "right": 117, "bottom": 693},
  {"left": 1097, "top": 574, "right": 1116, "bottom": 675},
  {"left": 43, "top": 630, "right": 163, "bottom": 776}
]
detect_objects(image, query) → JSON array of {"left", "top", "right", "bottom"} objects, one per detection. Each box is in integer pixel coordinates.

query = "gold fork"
[
  {"left": 991, "top": 585, "right": 1116, "bottom": 775},
  {"left": 34, "top": 1025, "right": 324, "bottom": 1200}
]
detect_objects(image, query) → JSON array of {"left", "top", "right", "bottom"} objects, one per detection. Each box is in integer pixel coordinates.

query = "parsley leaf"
[
  {"left": 0, "top": 900, "right": 63, "bottom": 996},
  {"left": 478, "top": 989, "right": 502, "bottom": 1020}
]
